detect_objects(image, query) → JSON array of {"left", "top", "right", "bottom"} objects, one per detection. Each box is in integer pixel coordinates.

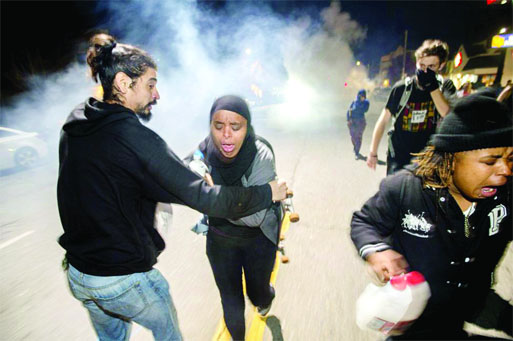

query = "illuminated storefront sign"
[
  {"left": 454, "top": 52, "right": 463, "bottom": 67},
  {"left": 491, "top": 34, "right": 513, "bottom": 48}
]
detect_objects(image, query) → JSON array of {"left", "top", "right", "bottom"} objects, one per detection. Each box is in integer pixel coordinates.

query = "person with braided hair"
[
  {"left": 57, "top": 33, "right": 287, "bottom": 341},
  {"left": 352, "top": 93, "right": 512, "bottom": 339}
]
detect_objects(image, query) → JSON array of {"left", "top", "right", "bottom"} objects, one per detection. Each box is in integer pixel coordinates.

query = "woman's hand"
[
  {"left": 204, "top": 173, "right": 214, "bottom": 187},
  {"left": 366, "top": 249, "right": 409, "bottom": 283}
]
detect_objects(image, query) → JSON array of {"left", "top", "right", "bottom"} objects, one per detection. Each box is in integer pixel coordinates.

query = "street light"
[
  {"left": 499, "top": 27, "right": 507, "bottom": 34},
  {"left": 356, "top": 60, "right": 361, "bottom": 66}
]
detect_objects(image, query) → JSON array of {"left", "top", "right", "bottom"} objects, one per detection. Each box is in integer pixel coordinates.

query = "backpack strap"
[
  {"left": 396, "top": 76, "right": 414, "bottom": 118},
  {"left": 388, "top": 77, "right": 414, "bottom": 159},
  {"left": 396, "top": 75, "right": 443, "bottom": 117}
]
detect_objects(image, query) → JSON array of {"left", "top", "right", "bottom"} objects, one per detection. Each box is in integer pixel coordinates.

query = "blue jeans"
[{"left": 67, "top": 265, "right": 182, "bottom": 341}]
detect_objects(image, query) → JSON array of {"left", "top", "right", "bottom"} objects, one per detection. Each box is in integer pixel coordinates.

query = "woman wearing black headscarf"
[{"left": 187, "top": 95, "right": 280, "bottom": 340}]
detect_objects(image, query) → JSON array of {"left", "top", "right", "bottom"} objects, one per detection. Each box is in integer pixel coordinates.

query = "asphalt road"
[
  {"left": 1, "top": 98, "right": 510, "bottom": 340},
  {"left": 0, "top": 97, "right": 392, "bottom": 341}
]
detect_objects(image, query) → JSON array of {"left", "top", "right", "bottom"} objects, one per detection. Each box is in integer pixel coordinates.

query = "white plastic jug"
[{"left": 356, "top": 271, "right": 431, "bottom": 336}]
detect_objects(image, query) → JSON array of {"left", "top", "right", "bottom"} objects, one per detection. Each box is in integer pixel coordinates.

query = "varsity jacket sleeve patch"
[{"left": 350, "top": 171, "right": 407, "bottom": 259}]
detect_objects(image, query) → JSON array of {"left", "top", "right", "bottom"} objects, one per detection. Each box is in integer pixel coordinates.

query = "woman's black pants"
[{"left": 206, "top": 229, "right": 277, "bottom": 340}]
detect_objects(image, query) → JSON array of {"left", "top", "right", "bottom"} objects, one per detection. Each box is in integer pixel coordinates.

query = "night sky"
[{"left": 1, "top": 0, "right": 511, "bottom": 104}]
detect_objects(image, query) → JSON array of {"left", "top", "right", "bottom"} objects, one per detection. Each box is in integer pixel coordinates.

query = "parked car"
[{"left": 0, "top": 127, "right": 48, "bottom": 169}]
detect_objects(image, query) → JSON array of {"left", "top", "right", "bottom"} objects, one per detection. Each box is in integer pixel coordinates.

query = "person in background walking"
[{"left": 347, "top": 89, "right": 370, "bottom": 160}]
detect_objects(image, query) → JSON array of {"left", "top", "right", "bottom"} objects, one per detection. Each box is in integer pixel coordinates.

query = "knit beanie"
[
  {"left": 431, "top": 93, "right": 512, "bottom": 152},
  {"left": 209, "top": 95, "right": 251, "bottom": 125}
]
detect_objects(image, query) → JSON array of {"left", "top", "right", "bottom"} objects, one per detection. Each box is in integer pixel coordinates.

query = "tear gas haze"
[{"left": 1, "top": 1, "right": 372, "bottom": 159}]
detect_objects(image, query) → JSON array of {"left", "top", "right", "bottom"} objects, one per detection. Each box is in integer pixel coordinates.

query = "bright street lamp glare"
[
  {"left": 499, "top": 27, "right": 507, "bottom": 34},
  {"left": 356, "top": 61, "right": 361, "bottom": 66}
]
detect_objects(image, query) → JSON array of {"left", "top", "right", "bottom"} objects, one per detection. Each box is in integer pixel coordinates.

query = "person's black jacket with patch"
[
  {"left": 58, "top": 98, "right": 271, "bottom": 276},
  {"left": 351, "top": 169, "right": 512, "bottom": 338}
]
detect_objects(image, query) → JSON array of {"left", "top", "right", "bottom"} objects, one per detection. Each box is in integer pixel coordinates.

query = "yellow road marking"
[
  {"left": 212, "top": 213, "right": 292, "bottom": 341},
  {"left": 247, "top": 213, "right": 291, "bottom": 341},
  {"left": 212, "top": 320, "right": 231, "bottom": 341}
]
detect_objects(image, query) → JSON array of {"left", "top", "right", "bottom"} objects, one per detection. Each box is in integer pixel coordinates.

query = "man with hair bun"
[
  {"left": 352, "top": 93, "right": 512, "bottom": 339},
  {"left": 57, "top": 33, "right": 287, "bottom": 341},
  {"left": 367, "top": 39, "right": 456, "bottom": 175}
]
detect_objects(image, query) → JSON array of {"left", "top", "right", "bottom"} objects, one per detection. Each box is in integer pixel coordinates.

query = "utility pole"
[{"left": 402, "top": 30, "right": 408, "bottom": 79}]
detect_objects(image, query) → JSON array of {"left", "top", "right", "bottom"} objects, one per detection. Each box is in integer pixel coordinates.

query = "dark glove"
[{"left": 416, "top": 68, "right": 439, "bottom": 92}]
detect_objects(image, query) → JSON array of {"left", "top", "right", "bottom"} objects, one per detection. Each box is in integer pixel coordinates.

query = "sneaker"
[{"left": 257, "top": 284, "right": 275, "bottom": 317}]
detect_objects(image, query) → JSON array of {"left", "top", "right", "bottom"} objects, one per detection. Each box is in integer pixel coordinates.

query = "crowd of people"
[{"left": 57, "top": 33, "right": 511, "bottom": 341}]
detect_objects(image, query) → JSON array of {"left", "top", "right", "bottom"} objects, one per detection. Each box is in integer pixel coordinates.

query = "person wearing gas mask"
[{"left": 367, "top": 39, "right": 456, "bottom": 175}]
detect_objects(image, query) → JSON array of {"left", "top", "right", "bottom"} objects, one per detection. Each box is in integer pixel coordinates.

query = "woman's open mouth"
[
  {"left": 481, "top": 187, "right": 497, "bottom": 197},
  {"left": 221, "top": 144, "right": 235, "bottom": 153}
]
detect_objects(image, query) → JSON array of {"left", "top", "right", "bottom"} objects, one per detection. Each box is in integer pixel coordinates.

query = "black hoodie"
[{"left": 57, "top": 98, "right": 272, "bottom": 276}]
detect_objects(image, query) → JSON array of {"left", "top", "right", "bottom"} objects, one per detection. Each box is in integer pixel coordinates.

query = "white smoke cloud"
[
  {"left": 1, "top": 0, "right": 372, "bottom": 157},
  {"left": 1, "top": 64, "right": 96, "bottom": 162}
]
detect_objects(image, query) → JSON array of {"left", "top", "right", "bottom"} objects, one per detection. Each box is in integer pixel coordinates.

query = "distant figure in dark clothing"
[{"left": 347, "top": 89, "right": 369, "bottom": 160}]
